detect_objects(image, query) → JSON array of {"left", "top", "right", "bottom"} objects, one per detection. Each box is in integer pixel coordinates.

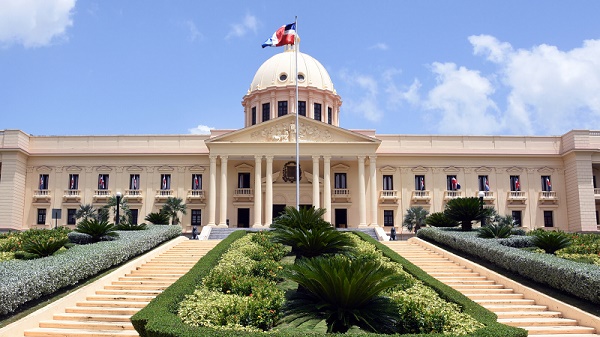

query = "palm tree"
[
  {"left": 283, "top": 254, "right": 403, "bottom": 334},
  {"left": 161, "top": 197, "right": 187, "bottom": 225},
  {"left": 425, "top": 212, "right": 459, "bottom": 227},
  {"left": 75, "top": 204, "right": 96, "bottom": 221},
  {"left": 104, "top": 195, "right": 132, "bottom": 224},
  {"left": 270, "top": 206, "right": 355, "bottom": 259},
  {"left": 444, "top": 197, "right": 492, "bottom": 231},
  {"left": 402, "top": 206, "right": 429, "bottom": 234}
]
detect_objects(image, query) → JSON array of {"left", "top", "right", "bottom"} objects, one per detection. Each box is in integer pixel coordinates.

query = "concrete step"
[
  {"left": 24, "top": 327, "right": 139, "bottom": 336},
  {"left": 524, "top": 326, "right": 596, "bottom": 334},
  {"left": 65, "top": 307, "right": 140, "bottom": 315},
  {"left": 53, "top": 313, "right": 133, "bottom": 322},
  {"left": 86, "top": 295, "right": 156, "bottom": 302},
  {"left": 496, "top": 311, "right": 562, "bottom": 318},
  {"left": 498, "top": 317, "right": 579, "bottom": 327},
  {"left": 76, "top": 300, "right": 148, "bottom": 308},
  {"left": 483, "top": 304, "right": 549, "bottom": 312},
  {"left": 39, "top": 320, "right": 134, "bottom": 330}
]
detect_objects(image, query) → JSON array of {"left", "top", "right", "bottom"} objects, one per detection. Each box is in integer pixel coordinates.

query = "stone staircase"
[
  {"left": 384, "top": 239, "right": 600, "bottom": 337},
  {"left": 21, "top": 239, "right": 219, "bottom": 337}
]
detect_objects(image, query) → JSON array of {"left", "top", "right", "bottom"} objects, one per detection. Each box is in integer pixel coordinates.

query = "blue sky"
[{"left": 1, "top": 1, "right": 600, "bottom": 137}]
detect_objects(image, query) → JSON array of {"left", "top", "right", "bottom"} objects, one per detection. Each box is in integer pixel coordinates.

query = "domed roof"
[{"left": 249, "top": 48, "right": 335, "bottom": 93}]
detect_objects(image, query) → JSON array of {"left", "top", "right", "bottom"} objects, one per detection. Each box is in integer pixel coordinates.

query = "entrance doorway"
[
  {"left": 334, "top": 209, "right": 347, "bottom": 228},
  {"left": 237, "top": 208, "right": 250, "bottom": 228},
  {"left": 273, "top": 204, "right": 286, "bottom": 220}
]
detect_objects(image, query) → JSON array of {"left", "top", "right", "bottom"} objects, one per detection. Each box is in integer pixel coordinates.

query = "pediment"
[
  {"left": 380, "top": 166, "right": 397, "bottom": 173},
  {"left": 189, "top": 165, "right": 206, "bottom": 173},
  {"left": 36, "top": 165, "right": 53, "bottom": 172},
  {"left": 127, "top": 165, "right": 144, "bottom": 172},
  {"left": 538, "top": 166, "right": 555, "bottom": 173},
  {"left": 65, "top": 165, "right": 82, "bottom": 172},
  {"left": 474, "top": 166, "right": 493, "bottom": 173},
  {"left": 332, "top": 163, "right": 350, "bottom": 171},
  {"left": 96, "top": 165, "right": 112, "bottom": 172},
  {"left": 444, "top": 166, "right": 460, "bottom": 173},
  {"left": 411, "top": 166, "right": 428, "bottom": 173},
  {"left": 506, "top": 166, "right": 523, "bottom": 173},
  {"left": 206, "top": 114, "right": 380, "bottom": 144},
  {"left": 157, "top": 165, "right": 173, "bottom": 172}
]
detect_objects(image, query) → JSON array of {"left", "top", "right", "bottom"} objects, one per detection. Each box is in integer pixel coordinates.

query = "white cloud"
[
  {"left": 184, "top": 20, "right": 202, "bottom": 42},
  {"left": 188, "top": 124, "right": 214, "bottom": 135},
  {"left": 368, "top": 43, "right": 389, "bottom": 51},
  {"left": 470, "top": 35, "right": 600, "bottom": 135},
  {"left": 338, "top": 70, "right": 383, "bottom": 123},
  {"left": 0, "top": 0, "right": 76, "bottom": 48},
  {"left": 226, "top": 13, "right": 258, "bottom": 39},
  {"left": 423, "top": 62, "right": 501, "bottom": 135}
]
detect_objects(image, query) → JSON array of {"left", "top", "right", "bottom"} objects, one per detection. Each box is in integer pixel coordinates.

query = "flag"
[
  {"left": 484, "top": 178, "right": 490, "bottom": 191},
  {"left": 40, "top": 176, "right": 44, "bottom": 189},
  {"left": 546, "top": 177, "right": 552, "bottom": 190},
  {"left": 194, "top": 175, "right": 199, "bottom": 189},
  {"left": 451, "top": 177, "right": 457, "bottom": 190},
  {"left": 162, "top": 175, "right": 167, "bottom": 189},
  {"left": 132, "top": 176, "right": 137, "bottom": 189},
  {"left": 70, "top": 175, "right": 75, "bottom": 189},
  {"left": 420, "top": 177, "right": 425, "bottom": 191},
  {"left": 515, "top": 177, "right": 520, "bottom": 191},
  {"left": 99, "top": 175, "right": 104, "bottom": 189},
  {"left": 262, "top": 23, "right": 296, "bottom": 48}
]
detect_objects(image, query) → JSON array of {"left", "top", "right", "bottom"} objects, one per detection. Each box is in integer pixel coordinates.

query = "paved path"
[{"left": 384, "top": 239, "right": 600, "bottom": 337}]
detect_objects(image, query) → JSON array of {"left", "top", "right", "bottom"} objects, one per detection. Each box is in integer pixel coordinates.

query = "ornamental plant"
[
  {"left": 530, "top": 229, "right": 572, "bottom": 255},
  {"left": 22, "top": 236, "right": 70, "bottom": 258},
  {"left": 478, "top": 223, "right": 513, "bottom": 239},
  {"left": 74, "top": 219, "right": 119, "bottom": 243}
]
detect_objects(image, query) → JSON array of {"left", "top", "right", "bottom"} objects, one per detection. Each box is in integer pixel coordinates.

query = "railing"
[
  {"left": 187, "top": 189, "right": 206, "bottom": 201},
  {"left": 125, "top": 189, "right": 143, "bottom": 202},
  {"left": 33, "top": 190, "right": 51, "bottom": 202},
  {"left": 476, "top": 191, "right": 495, "bottom": 200},
  {"left": 93, "top": 189, "right": 111, "bottom": 201},
  {"left": 63, "top": 189, "right": 81, "bottom": 201},
  {"left": 155, "top": 189, "right": 174, "bottom": 200},
  {"left": 507, "top": 191, "right": 527, "bottom": 202},
  {"left": 332, "top": 188, "right": 351, "bottom": 201},
  {"left": 595, "top": 188, "right": 600, "bottom": 197},
  {"left": 444, "top": 191, "right": 462, "bottom": 200},
  {"left": 539, "top": 191, "right": 558, "bottom": 202},
  {"left": 379, "top": 190, "right": 398, "bottom": 203},
  {"left": 234, "top": 188, "right": 253, "bottom": 200},
  {"left": 411, "top": 190, "right": 431, "bottom": 202}
]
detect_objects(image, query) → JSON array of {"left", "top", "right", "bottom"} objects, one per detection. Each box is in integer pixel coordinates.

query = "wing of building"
[{"left": 1, "top": 45, "right": 600, "bottom": 232}]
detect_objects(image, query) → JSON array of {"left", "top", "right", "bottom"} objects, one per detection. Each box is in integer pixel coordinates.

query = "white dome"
[{"left": 249, "top": 48, "right": 335, "bottom": 93}]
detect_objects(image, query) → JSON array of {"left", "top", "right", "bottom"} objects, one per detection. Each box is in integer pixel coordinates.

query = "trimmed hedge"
[
  {"left": 132, "top": 230, "right": 526, "bottom": 337},
  {"left": 418, "top": 227, "right": 600, "bottom": 304},
  {"left": 0, "top": 225, "right": 181, "bottom": 315}
]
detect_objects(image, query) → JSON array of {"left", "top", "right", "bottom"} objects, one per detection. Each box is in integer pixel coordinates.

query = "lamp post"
[
  {"left": 478, "top": 191, "right": 486, "bottom": 227},
  {"left": 115, "top": 192, "right": 122, "bottom": 225}
]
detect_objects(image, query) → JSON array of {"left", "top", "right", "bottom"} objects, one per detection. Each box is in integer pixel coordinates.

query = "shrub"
[
  {"left": 144, "top": 212, "right": 170, "bottom": 225},
  {"left": 426, "top": 212, "right": 459, "bottom": 227},
  {"left": 0, "top": 251, "right": 15, "bottom": 262},
  {"left": 530, "top": 229, "right": 572, "bottom": 254},
  {"left": 115, "top": 222, "right": 148, "bottom": 231},
  {"left": 22, "top": 236, "right": 70, "bottom": 258},
  {"left": 478, "top": 223, "right": 513, "bottom": 238},
  {"left": 67, "top": 231, "right": 94, "bottom": 245},
  {"left": 74, "top": 219, "right": 119, "bottom": 243}
]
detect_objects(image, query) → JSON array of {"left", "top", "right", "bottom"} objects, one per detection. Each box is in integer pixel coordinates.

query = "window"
[
  {"left": 130, "top": 174, "right": 140, "bottom": 190},
  {"left": 314, "top": 103, "right": 322, "bottom": 121},
  {"left": 192, "top": 174, "right": 202, "bottom": 190},
  {"left": 161, "top": 174, "right": 171, "bottom": 190},
  {"left": 130, "top": 209, "right": 139, "bottom": 225},
  {"left": 334, "top": 173, "right": 347, "bottom": 189},
  {"left": 298, "top": 101, "right": 306, "bottom": 116},
  {"left": 262, "top": 103, "right": 270, "bottom": 122},
  {"left": 511, "top": 210, "right": 522, "bottom": 227},
  {"left": 191, "top": 209, "right": 202, "bottom": 226},
  {"left": 596, "top": 211, "right": 599, "bottom": 225},
  {"left": 544, "top": 210, "right": 554, "bottom": 227},
  {"left": 68, "top": 174, "right": 79, "bottom": 190},
  {"left": 278, "top": 101, "right": 288, "bottom": 117},
  {"left": 478, "top": 175, "right": 490, "bottom": 191},
  {"left": 383, "top": 210, "right": 394, "bottom": 227},
  {"left": 238, "top": 173, "right": 251, "bottom": 188},
  {"left": 67, "top": 208, "right": 77, "bottom": 225},
  {"left": 327, "top": 107, "right": 332, "bottom": 124},
  {"left": 98, "top": 174, "right": 109, "bottom": 190},
  {"left": 37, "top": 209, "right": 47, "bottom": 225},
  {"left": 593, "top": 175, "right": 597, "bottom": 189},
  {"left": 446, "top": 175, "right": 458, "bottom": 191},
  {"left": 541, "top": 175, "right": 552, "bottom": 191},
  {"left": 383, "top": 175, "right": 393, "bottom": 190},
  {"left": 39, "top": 174, "right": 49, "bottom": 190},
  {"left": 415, "top": 175, "right": 425, "bottom": 190},
  {"left": 510, "top": 175, "right": 521, "bottom": 191},
  {"left": 251, "top": 107, "right": 256, "bottom": 125}
]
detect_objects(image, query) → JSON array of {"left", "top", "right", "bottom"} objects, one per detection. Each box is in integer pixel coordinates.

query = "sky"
[{"left": 1, "top": 1, "right": 600, "bottom": 137}]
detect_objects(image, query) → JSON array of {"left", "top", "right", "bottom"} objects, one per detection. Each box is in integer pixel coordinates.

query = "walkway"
[
  {"left": 384, "top": 238, "right": 600, "bottom": 337},
  {"left": 1, "top": 237, "right": 219, "bottom": 337}
]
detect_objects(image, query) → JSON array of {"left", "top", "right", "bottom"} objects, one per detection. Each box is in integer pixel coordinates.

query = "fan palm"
[
  {"left": 531, "top": 230, "right": 572, "bottom": 254},
  {"left": 74, "top": 204, "right": 96, "bottom": 221},
  {"left": 74, "top": 219, "right": 119, "bottom": 242},
  {"left": 425, "top": 212, "right": 459, "bottom": 227},
  {"left": 104, "top": 195, "right": 132, "bottom": 224},
  {"left": 444, "top": 197, "right": 492, "bottom": 231},
  {"left": 403, "top": 206, "right": 429, "bottom": 233},
  {"left": 283, "top": 254, "right": 403, "bottom": 334},
  {"left": 161, "top": 197, "right": 187, "bottom": 225}
]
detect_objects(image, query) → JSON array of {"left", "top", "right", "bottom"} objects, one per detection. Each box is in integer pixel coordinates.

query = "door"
[
  {"left": 237, "top": 208, "right": 250, "bottom": 228},
  {"left": 335, "top": 209, "right": 347, "bottom": 228},
  {"left": 272, "top": 204, "right": 286, "bottom": 220}
]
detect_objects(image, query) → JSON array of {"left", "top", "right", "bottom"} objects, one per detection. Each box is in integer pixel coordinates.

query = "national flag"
[
  {"left": 484, "top": 178, "right": 490, "bottom": 191},
  {"left": 99, "top": 175, "right": 104, "bottom": 189},
  {"left": 451, "top": 177, "right": 457, "bottom": 190},
  {"left": 194, "top": 175, "right": 199, "bottom": 189},
  {"left": 515, "top": 178, "right": 520, "bottom": 191},
  {"left": 546, "top": 177, "right": 552, "bottom": 190},
  {"left": 132, "top": 176, "right": 137, "bottom": 189},
  {"left": 262, "top": 23, "right": 296, "bottom": 48},
  {"left": 40, "top": 176, "right": 44, "bottom": 189},
  {"left": 420, "top": 177, "right": 425, "bottom": 191},
  {"left": 70, "top": 175, "right": 75, "bottom": 189},
  {"left": 162, "top": 176, "right": 167, "bottom": 189}
]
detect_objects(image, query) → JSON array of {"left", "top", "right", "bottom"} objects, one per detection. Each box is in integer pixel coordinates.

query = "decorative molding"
[
  {"left": 495, "top": 167, "right": 507, "bottom": 173},
  {"left": 55, "top": 166, "right": 63, "bottom": 173},
  {"left": 474, "top": 166, "right": 493, "bottom": 173},
  {"left": 432, "top": 167, "right": 444, "bottom": 173},
  {"left": 506, "top": 166, "right": 523, "bottom": 173},
  {"left": 157, "top": 165, "right": 173, "bottom": 172},
  {"left": 464, "top": 168, "right": 473, "bottom": 174},
  {"left": 235, "top": 163, "right": 254, "bottom": 172},
  {"left": 36, "top": 166, "right": 53, "bottom": 172},
  {"left": 26, "top": 166, "right": 34, "bottom": 173},
  {"left": 85, "top": 167, "right": 93, "bottom": 173},
  {"left": 116, "top": 166, "right": 124, "bottom": 173},
  {"left": 400, "top": 167, "right": 411, "bottom": 174},
  {"left": 177, "top": 167, "right": 186, "bottom": 173},
  {"left": 189, "top": 165, "right": 206, "bottom": 173},
  {"left": 65, "top": 165, "right": 82, "bottom": 172},
  {"left": 331, "top": 163, "right": 350, "bottom": 171},
  {"left": 127, "top": 165, "right": 144, "bottom": 172},
  {"left": 444, "top": 166, "right": 460, "bottom": 173},
  {"left": 96, "top": 165, "right": 112, "bottom": 172},
  {"left": 538, "top": 166, "right": 554, "bottom": 174},
  {"left": 250, "top": 121, "right": 333, "bottom": 142},
  {"left": 380, "top": 166, "right": 397, "bottom": 173},
  {"left": 527, "top": 168, "right": 536, "bottom": 173},
  {"left": 411, "top": 166, "right": 428, "bottom": 173}
]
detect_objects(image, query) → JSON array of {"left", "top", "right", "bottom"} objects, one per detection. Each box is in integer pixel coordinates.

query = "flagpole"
[{"left": 294, "top": 16, "right": 300, "bottom": 210}]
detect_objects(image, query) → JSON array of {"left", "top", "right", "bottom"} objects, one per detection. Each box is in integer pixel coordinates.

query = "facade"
[{"left": 1, "top": 46, "right": 600, "bottom": 233}]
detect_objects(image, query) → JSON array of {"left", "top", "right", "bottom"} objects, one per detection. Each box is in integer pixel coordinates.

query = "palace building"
[{"left": 1, "top": 46, "right": 599, "bottom": 233}]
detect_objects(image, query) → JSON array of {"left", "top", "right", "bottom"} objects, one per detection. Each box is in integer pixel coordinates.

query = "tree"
[
  {"left": 402, "top": 206, "right": 429, "bottom": 233},
  {"left": 74, "top": 204, "right": 96, "bottom": 221},
  {"left": 104, "top": 195, "right": 131, "bottom": 224},
  {"left": 425, "top": 212, "right": 459, "bottom": 227},
  {"left": 444, "top": 197, "right": 492, "bottom": 231},
  {"left": 161, "top": 197, "right": 187, "bottom": 225}
]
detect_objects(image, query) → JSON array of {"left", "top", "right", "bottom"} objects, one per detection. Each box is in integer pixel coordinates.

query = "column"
[
  {"left": 207, "top": 155, "right": 217, "bottom": 226},
  {"left": 312, "top": 155, "right": 320, "bottom": 209},
  {"left": 264, "top": 156, "right": 274, "bottom": 226},
  {"left": 369, "top": 156, "right": 378, "bottom": 226},
  {"left": 358, "top": 156, "right": 367, "bottom": 227},
  {"left": 253, "top": 155, "right": 262, "bottom": 227},
  {"left": 323, "top": 155, "right": 332, "bottom": 222},
  {"left": 218, "top": 156, "right": 228, "bottom": 227}
]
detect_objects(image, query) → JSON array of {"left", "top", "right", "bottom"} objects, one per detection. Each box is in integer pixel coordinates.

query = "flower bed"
[
  {"left": 0, "top": 224, "right": 181, "bottom": 315},
  {"left": 417, "top": 227, "right": 600, "bottom": 304}
]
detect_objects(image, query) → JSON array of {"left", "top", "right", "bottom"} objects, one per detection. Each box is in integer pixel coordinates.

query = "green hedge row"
[
  {"left": 417, "top": 227, "right": 600, "bottom": 304},
  {"left": 132, "top": 230, "right": 526, "bottom": 337}
]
